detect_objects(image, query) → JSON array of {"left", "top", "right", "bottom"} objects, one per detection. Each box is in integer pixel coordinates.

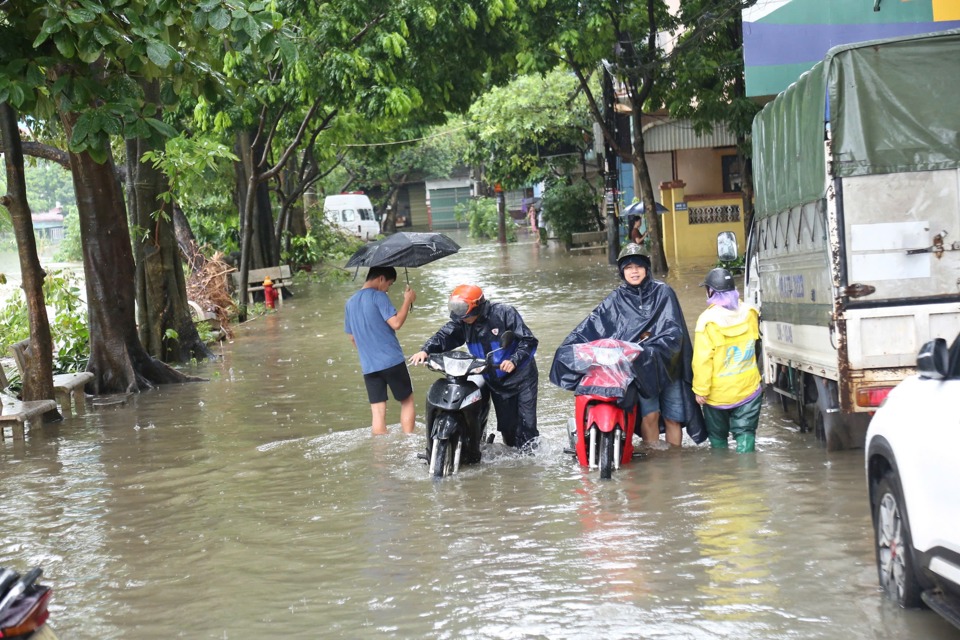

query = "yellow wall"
[
  {"left": 675, "top": 148, "right": 734, "bottom": 194},
  {"left": 659, "top": 183, "right": 746, "bottom": 263}
]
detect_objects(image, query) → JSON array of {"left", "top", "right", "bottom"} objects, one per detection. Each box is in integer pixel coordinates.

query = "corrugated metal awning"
[{"left": 643, "top": 119, "right": 737, "bottom": 153}]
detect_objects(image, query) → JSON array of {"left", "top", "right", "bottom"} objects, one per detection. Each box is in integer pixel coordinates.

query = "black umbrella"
[
  {"left": 620, "top": 200, "right": 668, "bottom": 217},
  {"left": 345, "top": 232, "right": 460, "bottom": 269}
]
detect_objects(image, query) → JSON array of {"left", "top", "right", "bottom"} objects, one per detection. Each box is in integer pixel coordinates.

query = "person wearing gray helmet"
[{"left": 691, "top": 267, "right": 762, "bottom": 453}]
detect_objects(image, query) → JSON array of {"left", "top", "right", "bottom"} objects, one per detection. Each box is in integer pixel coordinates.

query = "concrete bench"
[
  {"left": 569, "top": 231, "right": 607, "bottom": 254},
  {"left": 230, "top": 265, "right": 293, "bottom": 307},
  {"left": 0, "top": 366, "right": 57, "bottom": 441},
  {"left": 9, "top": 339, "right": 94, "bottom": 416}
]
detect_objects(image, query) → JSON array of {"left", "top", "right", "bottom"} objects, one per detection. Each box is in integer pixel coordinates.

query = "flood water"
[{"left": 2, "top": 232, "right": 956, "bottom": 639}]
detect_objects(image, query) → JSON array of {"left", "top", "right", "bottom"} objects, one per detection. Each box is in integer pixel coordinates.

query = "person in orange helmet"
[{"left": 409, "top": 284, "right": 540, "bottom": 450}]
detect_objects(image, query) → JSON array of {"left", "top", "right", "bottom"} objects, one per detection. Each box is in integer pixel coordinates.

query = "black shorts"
[{"left": 363, "top": 362, "right": 414, "bottom": 404}]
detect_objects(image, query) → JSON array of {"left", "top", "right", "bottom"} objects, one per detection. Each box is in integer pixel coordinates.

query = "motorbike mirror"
[
  {"left": 717, "top": 231, "right": 738, "bottom": 262},
  {"left": 499, "top": 331, "right": 515, "bottom": 349}
]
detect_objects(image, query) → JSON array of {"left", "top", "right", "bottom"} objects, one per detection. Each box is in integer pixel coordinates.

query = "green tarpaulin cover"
[{"left": 753, "top": 29, "right": 960, "bottom": 219}]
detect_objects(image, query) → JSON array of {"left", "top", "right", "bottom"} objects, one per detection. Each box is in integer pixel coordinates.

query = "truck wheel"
[
  {"left": 874, "top": 473, "right": 922, "bottom": 607},
  {"left": 814, "top": 405, "right": 843, "bottom": 451}
]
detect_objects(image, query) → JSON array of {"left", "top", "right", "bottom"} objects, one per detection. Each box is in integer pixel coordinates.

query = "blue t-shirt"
[{"left": 344, "top": 288, "right": 405, "bottom": 374}]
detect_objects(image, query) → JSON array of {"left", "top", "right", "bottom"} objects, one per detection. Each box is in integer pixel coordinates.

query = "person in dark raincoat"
[
  {"left": 409, "top": 284, "right": 540, "bottom": 450},
  {"left": 550, "top": 244, "right": 706, "bottom": 446}
]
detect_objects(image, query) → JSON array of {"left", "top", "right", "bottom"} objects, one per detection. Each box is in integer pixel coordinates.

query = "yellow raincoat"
[{"left": 692, "top": 302, "right": 761, "bottom": 406}]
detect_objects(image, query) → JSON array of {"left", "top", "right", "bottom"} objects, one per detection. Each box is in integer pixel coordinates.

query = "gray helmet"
[
  {"left": 617, "top": 243, "right": 651, "bottom": 278},
  {"left": 700, "top": 267, "right": 735, "bottom": 292}
]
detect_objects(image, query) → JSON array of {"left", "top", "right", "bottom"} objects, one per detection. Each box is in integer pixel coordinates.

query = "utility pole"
[
  {"left": 495, "top": 183, "right": 506, "bottom": 244},
  {"left": 602, "top": 65, "right": 620, "bottom": 265}
]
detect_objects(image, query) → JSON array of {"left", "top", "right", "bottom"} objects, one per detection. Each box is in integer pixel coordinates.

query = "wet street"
[{"left": 1, "top": 232, "right": 957, "bottom": 639}]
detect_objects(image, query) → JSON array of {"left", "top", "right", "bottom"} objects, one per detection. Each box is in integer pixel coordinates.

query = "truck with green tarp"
[{"left": 746, "top": 29, "right": 960, "bottom": 449}]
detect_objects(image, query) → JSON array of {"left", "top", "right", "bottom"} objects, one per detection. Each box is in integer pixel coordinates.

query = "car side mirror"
[
  {"left": 717, "top": 231, "right": 738, "bottom": 262},
  {"left": 916, "top": 338, "right": 949, "bottom": 379}
]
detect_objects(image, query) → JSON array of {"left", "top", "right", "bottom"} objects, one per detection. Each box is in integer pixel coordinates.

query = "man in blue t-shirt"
[{"left": 344, "top": 266, "right": 417, "bottom": 435}]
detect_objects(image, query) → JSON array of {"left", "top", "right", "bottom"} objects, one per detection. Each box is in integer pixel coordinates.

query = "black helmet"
[
  {"left": 617, "top": 243, "right": 651, "bottom": 279},
  {"left": 700, "top": 267, "right": 735, "bottom": 292}
]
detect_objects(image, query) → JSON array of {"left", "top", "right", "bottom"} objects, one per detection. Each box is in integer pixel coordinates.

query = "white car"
[{"left": 865, "top": 334, "right": 960, "bottom": 628}]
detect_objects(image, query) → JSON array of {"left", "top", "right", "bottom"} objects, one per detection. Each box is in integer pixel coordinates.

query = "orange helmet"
[{"left": 448, "top": 284, "right": 485, "bottom": 320}]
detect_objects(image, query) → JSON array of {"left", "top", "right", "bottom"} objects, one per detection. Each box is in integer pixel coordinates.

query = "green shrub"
[
  {"left": 454, "top": 197, "right": 516, "bottom": 242},
  {"left": 540, "top": 181, "right": 599, "bottom": 245},
  {"left": 53, "top": 209, "right": 83, "bottom": 262},
  {"left": 0, "top": 269, "right": 89, "bottom": 374}
]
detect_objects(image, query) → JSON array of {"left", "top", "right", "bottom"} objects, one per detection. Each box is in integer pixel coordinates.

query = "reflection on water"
[{"left": 1, "top": 233, "right": 956, "bottom": 639}]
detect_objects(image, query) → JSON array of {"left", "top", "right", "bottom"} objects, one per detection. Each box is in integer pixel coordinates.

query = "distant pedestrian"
[
  {"left": 344, "top": 266, "right": 417, "bottom": 435},
  {"left": 630, "top": 216, "right": 648, "bottom": 247},
  {"left": 691, "top": 267, "right": 762, "bottom": 453},
  {"left": 528, "top": 204, "right": 538, "bottom": 235}
]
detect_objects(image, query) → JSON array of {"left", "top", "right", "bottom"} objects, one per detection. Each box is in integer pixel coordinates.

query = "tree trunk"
[
  {"left": 380, "top": 180, "right": 405, "bottom": 234},
  {"left": 58, "top": 109, "right": 197, "bottom": 392},
  {"left": 631, "top": 108, "right": 668, "bottom": 274},
  {"left": 236, "top": 129, "right": 283, "bottom": 321},
  {"left": 173, "top": 204, "right": 206, "bottom": 275},
  {"left": 0, "top": 103, "right": 62, "bottom": 420},
  {"left": 126, "top": 126, "right": 214, "bottom": 363}
]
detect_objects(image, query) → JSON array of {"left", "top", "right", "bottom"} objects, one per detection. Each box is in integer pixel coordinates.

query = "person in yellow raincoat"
[{"left": 691, "top": 268, "right": 762, "bottom": 453}]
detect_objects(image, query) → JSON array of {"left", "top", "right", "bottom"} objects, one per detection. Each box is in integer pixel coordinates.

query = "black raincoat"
[
  {"left": 420, "top": 301, "right": 539, "bottom": 448},
  {"left": 550, "top": 277, "right": 707, "bottom": 444}
]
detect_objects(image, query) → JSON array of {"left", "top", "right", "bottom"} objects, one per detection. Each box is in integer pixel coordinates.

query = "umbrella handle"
[{"left": 404, "top": 268, "right": 414, "bottom": 311}]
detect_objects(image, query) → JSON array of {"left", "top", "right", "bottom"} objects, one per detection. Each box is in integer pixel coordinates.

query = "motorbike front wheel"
[
  {"left": 599, "top": 431, "right": 615, "bottom": 480},
  {"left": 431, "top": 438, "right": 456, "bottom": 478}
]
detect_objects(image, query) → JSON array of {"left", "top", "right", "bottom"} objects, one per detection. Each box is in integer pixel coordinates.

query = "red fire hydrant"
[{"left": 263, "top": 276, "right": 279, "bottom": 309}]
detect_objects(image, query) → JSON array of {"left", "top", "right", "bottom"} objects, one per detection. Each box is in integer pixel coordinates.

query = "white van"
[{"left": 323, "top": 193, "right": 380, "bottom": 240}]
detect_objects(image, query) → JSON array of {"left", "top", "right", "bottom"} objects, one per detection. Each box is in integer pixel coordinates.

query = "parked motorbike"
[
  {"left": 421, "top": 332, "right": 515, "bottom": 478},
  {"left": 0, "top": 565, "right": 57, "bottom": 639},
  {"left": 563, "top": 339, "right": 643, "bottom": 479}
]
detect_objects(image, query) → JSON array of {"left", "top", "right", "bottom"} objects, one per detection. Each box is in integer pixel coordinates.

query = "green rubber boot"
[
  {"left": 735, "top": 433, "right": 756, "bottom": 454},
  {"left": 709, "top": 436, "right": 728, "bottom": 449}
]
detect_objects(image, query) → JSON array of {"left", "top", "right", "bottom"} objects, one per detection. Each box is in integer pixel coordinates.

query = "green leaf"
[
  {"left": 208, "top": 8, "right": 230, "bottom": 30},
  {"left": 146, "top": 41, "right": 171, "bottom": 67},
  {"left": 25, "top": 64, "right": 45, "bottom": 88},
  {"left": 54, "top": 32, "right": 76, "bottom": 58},
  {"left": 72, "top": 112, "right": 95, "bottom": 144},
  {"left": 78, "top": 42, "right": 102, "bottom": 63},
  {"left": 242, "top": 15, "right": 260, "bottom": 40},
  {"left": 277, "top": 37, "right": 297, "bottom": 65},
  {"left": 145, "top": 117, "right": 178, "bottom": 139},
  {"left": 67, "top": 8, "right": 97, "bottom": 24}
]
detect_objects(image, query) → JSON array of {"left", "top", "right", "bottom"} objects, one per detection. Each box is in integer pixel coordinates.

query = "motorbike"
[
  {"left": 421, "top": 332, "right": 514, "bottom": 478},
  {"left": 0, "top": 565, "right": 57, "bottom": 639},
  {"left": 563, "top": 339, "right": 644, "bottom": 479}
]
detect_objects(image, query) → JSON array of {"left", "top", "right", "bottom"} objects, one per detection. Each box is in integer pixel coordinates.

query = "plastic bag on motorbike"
[{"left": 562, "top": 339, "right": 643, "bottom": 398}]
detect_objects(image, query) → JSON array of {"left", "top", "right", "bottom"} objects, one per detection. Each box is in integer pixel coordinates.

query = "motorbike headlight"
[
  {"left": 442, "top": 355, "right": 473, "bottom": 377},
  {"left": 594, "top": 347, "right": 622, "bottom": 366}
]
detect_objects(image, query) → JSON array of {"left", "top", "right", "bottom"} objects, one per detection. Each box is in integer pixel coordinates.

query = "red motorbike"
[
  {"left": 0, "top": 565, "right": 57, "bottom": 639},
  {"left": 563, "top": 339, "right": 644, "bottom": 479}
]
